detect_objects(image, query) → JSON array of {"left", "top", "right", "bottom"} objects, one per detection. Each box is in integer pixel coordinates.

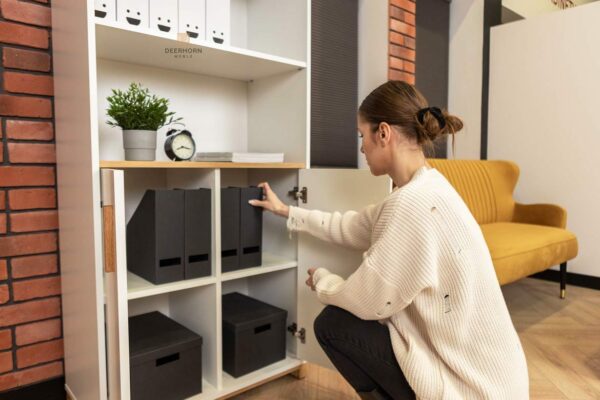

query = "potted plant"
[{"left": 106, "top": 82, "right": 182, "bottom": 161}]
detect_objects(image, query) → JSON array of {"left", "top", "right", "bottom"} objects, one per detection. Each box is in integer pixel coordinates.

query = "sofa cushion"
[{"left": 480, "top": 222, "right": 578, "bottom": 285}]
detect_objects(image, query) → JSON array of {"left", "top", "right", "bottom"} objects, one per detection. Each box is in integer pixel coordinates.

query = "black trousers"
[{"left": 314, "top": 306, "right": 416, "bottom": 400}]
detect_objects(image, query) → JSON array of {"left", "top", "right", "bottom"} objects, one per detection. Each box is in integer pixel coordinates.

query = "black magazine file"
[
  {"left": 184, "top": 189, "right": 212, "bottom": 279},
  {"left": 239, "top": 187, "right": 263, "bottom": 268},
  {"left": 221, "top": 187, "right": 240, "bottom": 272},
  {"left": 127, "top": 190, "right": 185, "bottom": 284}
]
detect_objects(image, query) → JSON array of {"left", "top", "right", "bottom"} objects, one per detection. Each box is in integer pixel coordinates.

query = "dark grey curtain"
[{"left": 311, "top": 0, "right": 358, "bottom": 167}]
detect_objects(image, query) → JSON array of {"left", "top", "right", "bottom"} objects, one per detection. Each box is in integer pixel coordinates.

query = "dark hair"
[{"left": 358, "top": 80, "right": 463, "bottom": 157}]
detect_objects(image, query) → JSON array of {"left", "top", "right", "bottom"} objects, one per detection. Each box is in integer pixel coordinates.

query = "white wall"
[
  {"left": 448, "top": 0, "right": 484, "bottom": 159},
  {"left": 357, "top": 0, "right": 388, "bottom": 169},
  {"left": 488, "top": 2, "right": 600, "bottom": 277},
  {"left": 503, "top": 0, "right": 597, "bottom": 19}
]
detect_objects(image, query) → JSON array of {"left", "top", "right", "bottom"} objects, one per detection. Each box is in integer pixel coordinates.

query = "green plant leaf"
[{"left": 105, "top": 82, "right": 184, "bottom": 131}]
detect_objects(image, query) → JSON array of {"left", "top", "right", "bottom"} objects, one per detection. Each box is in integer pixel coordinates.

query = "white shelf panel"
[
  {"left": 220, "top": 355, "right": 303, "bottom": 398},
  {"left": 127, "top": 272, "right": 217, "bottom": 300},
  {"left": 221, "top": 253, "right": 297, "bottom": 282},
  {"left": 95, "top": 21, "right": 307, "bottom": 81}
]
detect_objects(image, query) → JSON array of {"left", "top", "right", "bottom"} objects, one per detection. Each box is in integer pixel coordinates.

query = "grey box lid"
[
  {"left": 129, "top": 311, "right": 203, "bottom": 366},
  {"left": 222, "top": 292, "right": 287, "bottom": 332}
]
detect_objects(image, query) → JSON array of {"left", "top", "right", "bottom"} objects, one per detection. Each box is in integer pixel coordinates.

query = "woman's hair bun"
[{"left": 414, "top": 107, "right": 464, "bottom": 144}]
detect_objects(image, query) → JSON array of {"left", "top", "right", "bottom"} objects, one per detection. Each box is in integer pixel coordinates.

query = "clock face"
[{"left": 171, "top": 133, "right": 195, "bottom": 160}]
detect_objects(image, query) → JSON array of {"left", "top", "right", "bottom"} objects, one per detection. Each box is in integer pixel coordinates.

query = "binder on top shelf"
[
  {"left": 221, "top": 187, "right": 241, "bottom": 273},
  {"left": 117, "top": 0, "right": 149, "bottom": 28},
  {"left": 184, "top": 189, "right": 212, "bottom": 279},
  {"left": 94, "top": 0, "right": 116, "bottom": 21},
  {"left": 127, "top": 190, "right": 185, "bottom": 285},
  {"left": 239, "top": 187, "right": 263, "bottom": 268},
  {"left": 149, "top": 0, "right": 177, "bottom": 35},
  {"left": 178, "top": 0, "right": 206, "bottom": 41},
  {"left": 206, "top": 0, "right": 230, "bottom": 45}
]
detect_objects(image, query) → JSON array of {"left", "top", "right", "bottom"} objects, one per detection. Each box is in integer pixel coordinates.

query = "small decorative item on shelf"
[
  {"left": 164, "top": 128, "right": 196, "bottom": 161},
  {"left": 106, "top": 82, "right": 182, "bottom": 161}
]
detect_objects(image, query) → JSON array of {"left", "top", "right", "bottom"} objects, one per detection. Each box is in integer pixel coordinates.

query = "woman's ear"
[{"left": 377, "top": 122, "right": 392, "bottom": 146}]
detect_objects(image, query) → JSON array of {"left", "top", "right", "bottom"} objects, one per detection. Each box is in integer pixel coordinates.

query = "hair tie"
[{"left": 417, "top": 107, "right": 446, "bottom": 129}]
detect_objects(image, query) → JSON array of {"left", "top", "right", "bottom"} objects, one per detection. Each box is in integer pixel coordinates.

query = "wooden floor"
[{"left": 233, "top": 278, "right": 600, "bottom": 399}]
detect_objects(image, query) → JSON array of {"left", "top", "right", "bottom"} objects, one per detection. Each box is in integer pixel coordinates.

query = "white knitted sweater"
[{"left": 286, "top": 166, "right": 529, "bottom": 400}]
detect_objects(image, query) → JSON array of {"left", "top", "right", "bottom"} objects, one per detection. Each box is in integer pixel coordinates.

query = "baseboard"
[
  {"left": 0, "top": 377, "right": 65, "bottom": 400},
  {"left": 531, "top": 269, "right": 600, "bottom": 291}
]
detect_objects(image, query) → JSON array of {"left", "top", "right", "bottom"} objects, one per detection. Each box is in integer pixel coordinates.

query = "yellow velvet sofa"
[{"left": 428, "top": 159, "right": 578, "bottom": 298}]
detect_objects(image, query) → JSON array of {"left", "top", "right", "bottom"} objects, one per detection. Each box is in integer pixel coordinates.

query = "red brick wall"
[
  {"left": 0, "top": 0, "right": 64, "bottom": 392},
  {"left": 389, "top": 0, "right": 416, "bottom": 84}
]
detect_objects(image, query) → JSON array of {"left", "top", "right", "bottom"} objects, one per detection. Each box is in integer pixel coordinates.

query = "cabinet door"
[
  {"left": 296, "top": 169, "right": 391, "bottom": 368},
  {"left": 101, "top": 169, "right": 131, "bottom": 399}
]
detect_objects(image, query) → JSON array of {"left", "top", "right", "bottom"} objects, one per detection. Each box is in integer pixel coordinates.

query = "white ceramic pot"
[{"left": 122, "top": 130, "right": 157, "bottom": 161}]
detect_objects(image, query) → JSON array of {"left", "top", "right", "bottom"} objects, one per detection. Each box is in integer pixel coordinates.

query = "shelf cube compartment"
[
  {"left": 179, "top": 0, "right": 206, "bottom": 41},
  {"left": 94, "top": 0, "right": 116, "bottom": 21},
  {"left": 222, "top": 292, "right": 287, "bottom": 377},
  {"left": 129, "top": 311, "right": 203, "bottom": 400},
  {"left": 149, "top": 0, "right": 177, "bottom": 34},
  {"left": 117, "top": 0, "right": 149, "bottom": 28}
]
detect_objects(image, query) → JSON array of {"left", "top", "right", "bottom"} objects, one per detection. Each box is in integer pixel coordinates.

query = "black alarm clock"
[{"left": 164, "top": 128, "right": 196, "bottom": 161}]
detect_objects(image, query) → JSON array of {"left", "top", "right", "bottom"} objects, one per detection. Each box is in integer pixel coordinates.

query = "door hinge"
[
  {"left": 288, "top": 186, "right": 308, "bottom": 203},
  {"left": 287, "top": 323, "right": 306, "bottom": 344}
]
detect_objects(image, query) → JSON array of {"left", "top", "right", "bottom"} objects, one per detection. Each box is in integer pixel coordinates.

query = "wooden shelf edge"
[{"left": 100, "top": 161, "right": 305, "bottom": 169}]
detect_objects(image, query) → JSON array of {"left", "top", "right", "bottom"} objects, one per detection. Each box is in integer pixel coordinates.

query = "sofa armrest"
[{"left": 513, "top": 202, "right": 567, "bottom": 229}]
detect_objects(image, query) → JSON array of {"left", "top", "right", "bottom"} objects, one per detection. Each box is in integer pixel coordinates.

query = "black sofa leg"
[{"left": 560, "top": 262, "right": 567, "bottom": 299}]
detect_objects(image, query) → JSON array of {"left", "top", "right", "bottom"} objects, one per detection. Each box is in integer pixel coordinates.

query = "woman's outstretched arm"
[{"left": 249, "top": 182, "right": 380, "bottom": 251}]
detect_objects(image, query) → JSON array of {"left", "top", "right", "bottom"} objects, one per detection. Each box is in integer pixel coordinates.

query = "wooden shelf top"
[{"left": 100, "top": 160, "right": 305, "bottom": 169}]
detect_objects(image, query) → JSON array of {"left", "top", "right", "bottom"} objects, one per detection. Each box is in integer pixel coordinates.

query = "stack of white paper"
[{"left": 193, "top": 152, "right": 285, "bottom": 163}]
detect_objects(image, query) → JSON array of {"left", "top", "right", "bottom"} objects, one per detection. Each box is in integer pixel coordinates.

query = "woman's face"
[{"left": 357, "top": 115, "right": 389, "bottom": 176}]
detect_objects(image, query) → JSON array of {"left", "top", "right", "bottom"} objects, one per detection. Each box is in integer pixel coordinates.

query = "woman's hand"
[
  {"left": 248, "top": 182, "right": 290, "bottom": 218},
  {"left": 306, "top": 268, "right": 317, "bottom": 291}
]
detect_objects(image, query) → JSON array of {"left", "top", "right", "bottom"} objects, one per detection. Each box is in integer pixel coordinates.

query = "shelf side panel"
[{"left": 52, "top": 1, "right": 107, "bottom": 398}]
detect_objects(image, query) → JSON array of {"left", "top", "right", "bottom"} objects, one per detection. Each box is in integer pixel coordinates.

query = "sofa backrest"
[{"left": 427, "top": 159, "right": 520, "bottom": 224}]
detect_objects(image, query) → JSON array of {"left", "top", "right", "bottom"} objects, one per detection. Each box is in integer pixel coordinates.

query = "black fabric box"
[
  {"left": 127, "top": 190, "right": 185, "bottom": 284},
  {"left": 129, "top": 311, "right": 203, "bottom": 400},
  {"left": 222, "top": 292, "right": 287, "bottom": 377}
]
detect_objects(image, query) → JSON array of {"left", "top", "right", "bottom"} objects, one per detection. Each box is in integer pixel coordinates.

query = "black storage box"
[
  {"left": 129, "top": 311, "right": 203, "bottom": 400},
  {"left": 222, "top": 292, "right": 287, "bottom": 377},
  {"left": 220, "top": 187, "right": 263, "bottom": 273},
  {"left": 127, "top": 190, "right": 185, "bottom": 284}
]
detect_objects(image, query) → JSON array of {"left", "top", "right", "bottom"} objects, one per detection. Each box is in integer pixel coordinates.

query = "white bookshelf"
[{"left": 52, "top": 1, "right": 391, "bottom": 399}]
